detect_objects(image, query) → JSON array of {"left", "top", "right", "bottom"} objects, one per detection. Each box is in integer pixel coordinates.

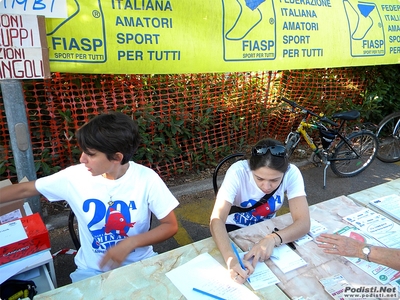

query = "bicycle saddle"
[{"left": 332, "top": 110, "right": 360, "bottom": 121}]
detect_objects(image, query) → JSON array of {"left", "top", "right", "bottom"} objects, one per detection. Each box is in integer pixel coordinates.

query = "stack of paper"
[
  {"left": 369, "top": 194, "right": 400, "bottom": 221},
  {"left": 308, "top": 218, "right": 328, "bottom": 239}
]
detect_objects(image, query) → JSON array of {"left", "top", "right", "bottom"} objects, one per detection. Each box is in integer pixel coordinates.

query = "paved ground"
[{"left": 46, "top": 157, "right": 400, "bottom": 288}]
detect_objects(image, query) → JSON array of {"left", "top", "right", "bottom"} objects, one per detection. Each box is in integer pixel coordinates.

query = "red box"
[{"left": 0, "top": 213, "right": 50, "bottom": 265}]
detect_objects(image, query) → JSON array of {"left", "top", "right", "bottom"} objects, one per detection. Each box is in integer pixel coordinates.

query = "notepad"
[
  {"left": 270, "top": 244, "right": 307, "bottom": 273},
  {"left": 369, "top": 194, "right": 400, "bottom": 221}
]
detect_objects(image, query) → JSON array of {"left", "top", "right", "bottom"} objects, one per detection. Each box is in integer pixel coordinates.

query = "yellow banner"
[{"left": 45, "top": 0, "right": 400, "bottom": 74}]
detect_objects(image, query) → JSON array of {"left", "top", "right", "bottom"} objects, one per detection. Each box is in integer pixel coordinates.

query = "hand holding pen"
[{"left": 230, "top": 242, "right": 252, "bottom": 284}]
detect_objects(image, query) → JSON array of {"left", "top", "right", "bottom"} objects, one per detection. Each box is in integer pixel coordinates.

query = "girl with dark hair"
[{"left": 210, "top": 138, "right": 310, "bottom": 284}]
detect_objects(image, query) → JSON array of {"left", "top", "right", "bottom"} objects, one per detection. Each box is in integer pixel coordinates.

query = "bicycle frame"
[
  {"left": 293, "top": 116, "right": 362, "bottom": 161},
  {"left": 294, "top": 119, "right": 319, "bottom": 152}
]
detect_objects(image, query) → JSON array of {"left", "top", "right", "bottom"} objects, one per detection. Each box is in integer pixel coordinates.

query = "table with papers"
[
  {"left": 32, "top": 236, "right": 288, "bottom": 300},
  {"left": 30, "top": 193, "right": 400, "bottom": 299},
  {"left": 229, "top": 195, "right": 395, "bottom": 299}
]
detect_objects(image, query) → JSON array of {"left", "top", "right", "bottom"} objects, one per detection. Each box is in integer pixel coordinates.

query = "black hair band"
[{"left": 272, "top": 231, "right": 283, "bottom": 245}]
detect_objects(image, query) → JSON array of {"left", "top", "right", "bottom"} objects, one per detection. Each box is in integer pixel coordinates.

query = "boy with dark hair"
[{"left": 0, "top": 112, "right": 179, "bottom": 282}]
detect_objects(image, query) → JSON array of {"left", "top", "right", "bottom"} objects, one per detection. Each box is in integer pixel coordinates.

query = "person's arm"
[
  {"left": 367, "top": 246, "right": 400, "bottom": 271},
  {"left": 0, "top": 181, "right": 40, "bottom": 203},
  {"left": 316, "top": 233, "right": 400, "bottom": 271},
  {"left": 278, "top": 195, "right": 310, "bottom": 241},
  {"left": 244, "top": 195, "right": 310, "bottom": 267},
  {"left": 210, "top": 198, "right": 253, "bottom": 284},
  {"left": 99, "top": 210, "right": 178, "bottom": 269}
]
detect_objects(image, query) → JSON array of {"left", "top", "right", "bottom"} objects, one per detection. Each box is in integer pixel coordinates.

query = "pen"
[
  {"left": 230, "top": 242, "right": 251, "bottom": 283},
  {"left": 192, "top": 288, "right": 226, "bottom": 300},
  {"left": 274, "top": 227, "right": 296, "bottom": 250}
]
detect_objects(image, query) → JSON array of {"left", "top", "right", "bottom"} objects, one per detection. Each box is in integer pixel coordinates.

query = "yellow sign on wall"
[{"left": 45, "top": 0, "right": 400, "bottom": 74}]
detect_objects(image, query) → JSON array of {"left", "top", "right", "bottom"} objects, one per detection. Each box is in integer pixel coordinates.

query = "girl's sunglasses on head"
[{"left": 252, "top": 145, "right": 287, "bottom": 157}]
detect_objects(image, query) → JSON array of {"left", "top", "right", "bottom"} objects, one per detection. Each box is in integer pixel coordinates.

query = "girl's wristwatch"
[{"left": 362, "top": 244, "right": 372, "bottom": 262}]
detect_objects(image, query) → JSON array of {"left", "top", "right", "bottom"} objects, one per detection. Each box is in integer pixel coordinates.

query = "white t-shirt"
[
  {"left": 216, "top": 160, "right": 306, "bottom": 228},
  {"left": 35, "top": 161, "right": 179, "bottom": 272}
]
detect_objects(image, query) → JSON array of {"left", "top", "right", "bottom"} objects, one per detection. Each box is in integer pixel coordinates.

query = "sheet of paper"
[
  {"left": 270, "top": 244, "right": 307, "bottom": 273},
  {"left": 239, "top": 252, "right": 280, "bottom": 290},
  {"left": 343, "top": 208, "right": 400, "bottom": 248},
  {"left": 0, "top": 219, "right": 28, "bottom": 247},
  {"left": 166, "top": 252, "right": 259, "bottom": 300},
  {"left": 336, "top": 226, "right": 400, "bottom": 284},
  {"left": 0, "top": 209, "right": 23, "bottom": 224},
  {"left": 369, "top": 194, "right": 400, "bottom": 221},
  {"left": 319, "top": 273, "right": 361, "bottom": 300}
]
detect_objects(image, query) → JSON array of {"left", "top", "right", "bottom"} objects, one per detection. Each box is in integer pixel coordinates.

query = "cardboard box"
[
  {"left": 0, "top": 178, "right": 28, "bottom": 224},
  {"left": 0, "top": 213, "right": 50, "bottom": 265}
]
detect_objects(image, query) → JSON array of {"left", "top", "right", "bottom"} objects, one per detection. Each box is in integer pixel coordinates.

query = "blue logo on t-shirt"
[{"left": 234, "top": 195, "right": 281, "bottom": 226}]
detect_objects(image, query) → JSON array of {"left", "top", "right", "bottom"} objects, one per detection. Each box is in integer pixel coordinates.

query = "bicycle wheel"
[
  {"left": 330, "top": 131, "right": 378, "bottom": 177},
  {"left": 376, "top": 111, "right": 400, "bottom": 163}
]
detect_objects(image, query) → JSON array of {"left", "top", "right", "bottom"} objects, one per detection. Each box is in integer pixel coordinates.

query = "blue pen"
[
  {"left": 193, "top": 288, "right": 226, "bottom": 300},
  {"left": 230, "top": 242, "right": 251, "bottom": 283}
]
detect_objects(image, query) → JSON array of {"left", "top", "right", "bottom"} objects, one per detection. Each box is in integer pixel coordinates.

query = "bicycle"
[
  {"left": 375, "top": 111, "right": 400, "bottom": 163},
  {"left": 281, "top": 97, "right": 379, "bottom": 188}
]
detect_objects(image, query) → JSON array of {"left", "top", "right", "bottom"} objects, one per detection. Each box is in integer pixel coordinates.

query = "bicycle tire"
[
  {"left": 330, "top": 131, "right": 378, "bottom": 178},
  {"left": 376, "top": 111, "right": 400, "bottom": 163}
]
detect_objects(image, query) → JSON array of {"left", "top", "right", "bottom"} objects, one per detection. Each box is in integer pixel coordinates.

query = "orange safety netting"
[{"left": 0, "top": 68, "right": 366, "bottom": 181}]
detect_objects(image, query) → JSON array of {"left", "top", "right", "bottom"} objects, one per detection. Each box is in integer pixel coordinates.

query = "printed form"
[{"left": 343, "top": 208, "right": 400, "bottom": 248}]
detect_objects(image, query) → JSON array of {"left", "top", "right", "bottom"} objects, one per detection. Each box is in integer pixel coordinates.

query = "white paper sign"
[{"left": 0, "top": 219, "right": 28, "bottom": 247}]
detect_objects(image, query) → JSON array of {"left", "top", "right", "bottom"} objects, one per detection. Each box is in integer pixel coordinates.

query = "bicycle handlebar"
[{"left": 281, "top": 97, "right": 339, "bottom": 127}]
